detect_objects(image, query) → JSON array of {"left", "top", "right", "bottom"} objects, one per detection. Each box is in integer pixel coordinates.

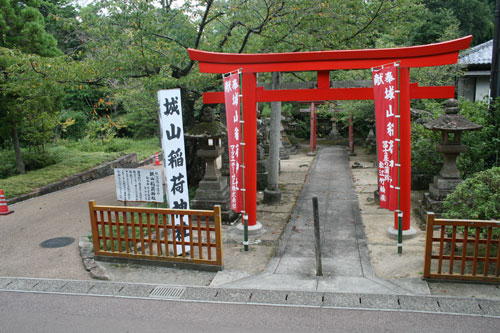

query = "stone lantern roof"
[
  {"left": 185, "top": 122, "right": 226, "bottom": 138},
  {"left": 185, "top": 106, "right": 226, "bottom": 139},
  {"left": 424, "top": 99, "right": 482, "bottom": 132}
]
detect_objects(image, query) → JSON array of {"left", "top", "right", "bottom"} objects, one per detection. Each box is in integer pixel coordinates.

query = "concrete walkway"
[{"left": 220, "top": 146, "right": 428, "bottom": 294}]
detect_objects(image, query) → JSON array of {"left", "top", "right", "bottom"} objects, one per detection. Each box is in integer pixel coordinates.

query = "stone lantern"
[
  {"left": 418, "top": 99, "right": 482, "bottom": 224},
  {"left": 187, "top": 107, "right": 237, "bottom": 223},
  {"left": 328, "top": 116, "right": 342, "bottom": 141}
]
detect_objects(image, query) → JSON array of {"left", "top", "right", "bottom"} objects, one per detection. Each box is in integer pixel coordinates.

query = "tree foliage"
[
  {"left": 0, "top": 0, "right": 62, "bottom": 56},
  {"left": 444, "top": 166, "right": 500, "bottom": 221},
  {"left": 0, "top": 0, "right": 498, "bottom": 179},
  {"left": 421, "top": 0, "right": 494, "bottom": 46},
  {"left": 75, "top": 0, "right": 423, "bottom": 133}
]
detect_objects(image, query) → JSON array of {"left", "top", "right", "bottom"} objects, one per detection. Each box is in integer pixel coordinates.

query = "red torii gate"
[{"left": 188, "top": 36, "right": 472, "bottom": 233}]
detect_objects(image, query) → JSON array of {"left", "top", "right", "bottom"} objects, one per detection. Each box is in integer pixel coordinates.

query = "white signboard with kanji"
[
  {"left": 157, "top": 88, "right": 190, "bottom": 252},
  {"left": 114, "top": 168, "right": 164, "bottom": 203},
  {"left": 158, "top": 88, "right": 189, "bottom": 211}
]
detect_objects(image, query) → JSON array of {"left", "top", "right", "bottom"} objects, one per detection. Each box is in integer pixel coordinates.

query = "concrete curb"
[
  {"left": 1, "top": 277, "right": 499, "bottom": 317},
  {"left": 78, "top": 234, "right": 110, "bottom": 281}
]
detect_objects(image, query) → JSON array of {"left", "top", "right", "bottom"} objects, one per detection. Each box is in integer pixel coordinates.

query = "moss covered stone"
[{"left": 186, "top": 122, "right": 226, "bottom": 137}]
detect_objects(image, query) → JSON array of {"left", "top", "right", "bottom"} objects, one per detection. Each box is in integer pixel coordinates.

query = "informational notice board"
[{"left": 114, "top": 168, "right": 164, "bottom": 203}]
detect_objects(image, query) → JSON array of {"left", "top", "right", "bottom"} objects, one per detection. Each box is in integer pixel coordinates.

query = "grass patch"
[{"left": 0, "top": 137, "right": 160, "bottom": 199}]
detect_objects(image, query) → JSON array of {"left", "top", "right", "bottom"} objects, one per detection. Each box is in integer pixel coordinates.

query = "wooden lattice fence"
[
  {"left": 88, "top": 201, "right": 223, "bottom": 270},
  {"left": 423, "top": 213, "right": 500, "bottom": 283}
]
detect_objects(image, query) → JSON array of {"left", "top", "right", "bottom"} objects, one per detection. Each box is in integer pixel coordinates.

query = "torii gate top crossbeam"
[{"left": 188, "top": 36, "right": 472, "bottom": 73}]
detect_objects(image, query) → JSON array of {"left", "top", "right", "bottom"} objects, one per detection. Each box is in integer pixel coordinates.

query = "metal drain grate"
[{"left": 149, "top": 286, "right": 186, "bottom": 299}]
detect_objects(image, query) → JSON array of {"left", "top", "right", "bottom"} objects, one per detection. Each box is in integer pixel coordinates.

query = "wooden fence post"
[
  {"left": 214, "top": 205, "right": 223, "bottom": 266},
  {"left": 423, "top": 212, "right": 435, "bottom": 279},
  {"left": 88, "top": 201, "right": 101, "bottom": 255}
]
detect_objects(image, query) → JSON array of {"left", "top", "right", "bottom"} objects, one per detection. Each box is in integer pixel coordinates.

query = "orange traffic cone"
[
  {"left": 154, "top": 152, "right": 161, "bottom": 166},
  {"left": 0, "top": 189, "right": 13, "bottom": 215}
]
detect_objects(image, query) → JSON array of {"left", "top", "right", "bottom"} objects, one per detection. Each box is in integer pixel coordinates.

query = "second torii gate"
[{"left": 188, "top": 36, "right": 472, "bottom": 233}]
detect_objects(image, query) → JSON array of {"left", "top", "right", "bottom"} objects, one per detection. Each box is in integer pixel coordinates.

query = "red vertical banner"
[
  {"left": 373, "top": 65, "right": 399, "bottom": 211},
  {"left": 223, "top": 73, "right": 243, "bottom": 213}
]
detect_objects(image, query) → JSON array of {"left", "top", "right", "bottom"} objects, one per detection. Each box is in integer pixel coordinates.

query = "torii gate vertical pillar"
[
  {"left": 348, "top": 114, "right": 354, "bottom": 155},
  {"left": 242, "top": 72, "right": 259, "bottom": 228},
  {"left": 309, "top": 102, "right": 317, "bottom": 155}
]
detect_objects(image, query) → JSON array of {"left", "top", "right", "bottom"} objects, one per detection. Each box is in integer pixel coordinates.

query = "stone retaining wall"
[{"left": 6, "top": 153, "right": 154, "bottom": 205}]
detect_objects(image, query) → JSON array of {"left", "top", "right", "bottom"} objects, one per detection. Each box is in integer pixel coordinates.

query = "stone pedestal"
[
  {"left": 262, "top": 143, "right": 270, "bottom": 156},
  {"left": 263, "top": 188, "right": 281, "bottom": 204},
  {"left": 256, "top": 145, "right": 268, "bottom": 191},
  {"left": 419, "top": 175, "right": 463, "bottom": 215},
  {"left": 365, "top": 127, "right": 376, "bottom": 149},
  {"left": 387, "top": 226, "right": 417, "bottom": 239},
  {"left": 236, "top": 221, "right": 264, "bottom": 235},
  {"left": 279, "top": 145, "right": 290, "bottom": 159},
  {"left": 418, "top": 142, "right": 468, "bottom": 225},
  {"left": 281, "top": 118, "right": 296, "bottom": 156},
  {"left": 191, "top": 146, "right": 237, "bottom": 224},
  {"left": 328, "top": 121, "right": 342, "bottom": 140},
  {"left": 282, "top": 139, "right": 296, "bottom": 155},
  {"left": 260, "top": 118, "right": 271, "bottom": 157},
  {"left": 220, "top": 134, "right": 230, "bottom": 178}
]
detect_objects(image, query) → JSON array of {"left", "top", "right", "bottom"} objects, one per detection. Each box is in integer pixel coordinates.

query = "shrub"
[
  {"left": 58, "top": 110, "right": 88, "bottom": 140},
  {"left": 0, "top": 149, "right": 60, "bottom": 178},
  {"left": 260, "top": 104, "right": 271, "bottom": 118},
  {"left": 410, "top": 100, "right": 444, "bottom": 175},
  {"left": 0, "top": 150, "right": 17, "bottom": 178},
  {"left": 123, "top": 109, "right": 158, "bottom": 139},
  {"left": 23, "top": 150, "right": 60, "bottom": 171},
  {"left": 411, "top": 123, "right": 442, "bottom": 175},
  {"left": 339, "top": 101, "right": 375, "bottom": 139},
  {"left": 443, "top": 167, "right": 500, "bottom": 221},
  {"left": 293, "top": 118, "right": 310, "bottom": 139},
  {"left": 456, "top": 99, "right": 499, "bottom": 178}
]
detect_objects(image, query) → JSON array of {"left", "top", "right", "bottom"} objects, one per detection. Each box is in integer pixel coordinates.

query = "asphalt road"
[
  {"left": 1, "top": 291, "right": 499, "bottom": 333},
  {"left": 0, "top": 173, "right": 127, "bottom": 280}
]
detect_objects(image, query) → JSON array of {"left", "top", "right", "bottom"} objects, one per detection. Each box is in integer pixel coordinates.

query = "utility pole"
[
  {"left": 490, "top": 0, "right": 500, "bottom": 101},
  {"left": 491, "top": 0, "right": 500, "bottom": 167}
]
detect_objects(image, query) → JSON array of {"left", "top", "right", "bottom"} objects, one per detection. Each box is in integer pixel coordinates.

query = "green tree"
[
  {"left": 0, "top": 49, "right": 63, "bottom": 172},
  {"left": 0, "top": 1, "right": 92, "bottom": 173},
  {"left": 415, "top": 0, "right": 494, "bottom": 46},
  {"left": 76, "top": 0, "right": 421, "bottom": 141},
  {"left": 0, "top": 0, "right": 62, "bottom": 56},
  {"left": 37, "top": 0, "right": 85, "bottom": 57}
]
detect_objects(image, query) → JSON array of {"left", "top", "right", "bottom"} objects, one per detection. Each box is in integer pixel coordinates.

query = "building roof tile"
[{"left": 459, "top": 39, "right": 492, "bottom": 65}]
